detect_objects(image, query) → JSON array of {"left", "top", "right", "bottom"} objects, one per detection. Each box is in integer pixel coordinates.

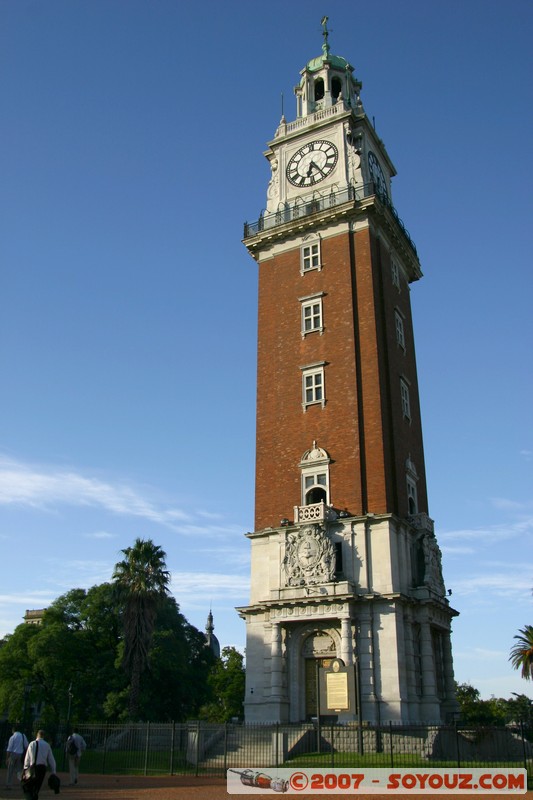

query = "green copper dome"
[{"left": 305, "top": 52, "right": 351, "bottom": 73}]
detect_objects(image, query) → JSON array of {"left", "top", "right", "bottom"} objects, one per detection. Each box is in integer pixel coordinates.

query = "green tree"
[
  {"left": 507, "top": 693, "right": 533, "bottom": 725},
  {"left": 455, "top": 682, "right": 506, "bottom": 726},
  {"left": 112, "top": 538, "right": 171, "bottom": 718},
  {"left": 509, "top": 625, "right": 533, "bottom": 681},
  {"left": 200, "top": 646, "right": 245, "bottom": 722},
  {"left": 0, "top": 624, "right": 40, "bottom": 726},
  {"left": 45, "top": 584, "right": 125, "bottom": 721},
  {"left": 0, "top": 547, "right": 213, "bottom": 724},
  {"left": 0, "top": 586, "right": 126, "bottom": 726},
  {"left": 139, "top": 596, "right": 216, "bottom": 720}
]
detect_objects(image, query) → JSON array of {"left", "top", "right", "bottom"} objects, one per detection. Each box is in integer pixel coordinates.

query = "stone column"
[
  {"left": 441, "top": 629, "right": 459, "bottom": 718},
  {"left": 271, "top": 622, "right": 283, "bottom": 698},
  {"left": 420, "top": 621, "right": 436, "bottom": 696},
  {"left": 356, "top": 606, "right": 377, "bottom": 723},
  {"left": 340, "top": 616, "right": 353, "bottom": 665},
  {"left": 419, "top": 620, "right": 440, "bottom": 720},
  {"left": 403, "top": 607, "right": 419, "bottom": 716}
]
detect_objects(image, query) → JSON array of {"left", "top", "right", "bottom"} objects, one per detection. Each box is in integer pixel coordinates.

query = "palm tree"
[
  {"left": 113, "top": 538, "right": 171, "bottom": 718},
  {"left": 509, "top": 625, "right": 533, "bottom": 681}
]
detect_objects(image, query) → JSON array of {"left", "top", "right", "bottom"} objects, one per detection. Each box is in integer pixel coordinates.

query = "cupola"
[{"left": 294, "top": 16, "right": 363, "bottom": 118}]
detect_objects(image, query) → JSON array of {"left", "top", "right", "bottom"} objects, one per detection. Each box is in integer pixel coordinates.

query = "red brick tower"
[{"left": 238, "top": 19, "right": 457, "bottom": 725}]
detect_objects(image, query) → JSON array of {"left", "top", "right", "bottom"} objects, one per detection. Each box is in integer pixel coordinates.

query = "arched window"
[
  {"left": 331, "top": 76, "right": 342, "bottom": 101},
  {"left": 299, "top": 442, "right": 331, "bottom": 506},
  {"left": 314, "top": 78, "right": 325, "bottom": 102},
  {"left": 304, "top": 476, "right": 327, "bottom": 505}
]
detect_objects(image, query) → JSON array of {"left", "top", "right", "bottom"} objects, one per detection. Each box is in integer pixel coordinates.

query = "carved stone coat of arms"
[{"left": 283, "top": 524, "right": 336, "bottom": 587}]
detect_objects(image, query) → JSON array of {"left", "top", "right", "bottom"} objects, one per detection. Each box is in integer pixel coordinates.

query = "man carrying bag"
[{"left": 21, "top": 730, "right": 57, "bottom": 800}]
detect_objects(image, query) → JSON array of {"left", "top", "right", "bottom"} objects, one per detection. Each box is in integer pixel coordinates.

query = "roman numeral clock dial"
[{"left": 286, "top": 140, "right": 338, "bottom": 187}]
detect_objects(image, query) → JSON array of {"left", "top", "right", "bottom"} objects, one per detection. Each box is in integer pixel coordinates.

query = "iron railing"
[
  {"left": 2, "top": 720, "right": 530, "bottom": 779},
  {"left": 243, "top": 182, "right": 418, "bottom": 257}
]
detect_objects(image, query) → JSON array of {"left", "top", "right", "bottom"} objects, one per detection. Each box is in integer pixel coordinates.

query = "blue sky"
[{"left": 0, "top": 0, "right": 531, "bottom": 702}]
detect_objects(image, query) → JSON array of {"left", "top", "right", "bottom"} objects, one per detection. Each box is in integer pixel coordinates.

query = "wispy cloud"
[
  {"left": 169, "top": 521, "right": 246, "bottom": 538},
  {"left": 44, "top": 558, "right": 115, "bottom": 589},
  {"left": 491, "top": 497, "right": 529, "bottom": 512},
  {"left": 84, "top": 530, "right": 117, "bottom": 539},
  {"left": 0, "top": 455, "right": 192, "bottom": 530},
  {"left": 455, "top": 646, "right": 507, "bottom": 660},
  {"left": 0, "top": 591, "right": 56, "bottom": 607},
  {"left": 192, "top": 544, "right": 250, "bottom": 568},
  {"left": 441, "top": 545, "right": 476, "bottom": 556},
  {"left": 440, "top": 514, "right": 533, "bottom": 545},
  {"left": 450, "top": 571, "right": 532, "bottom": 598},
  {"left": 170, "top": 572, "right": 249, "bottom": 598}
]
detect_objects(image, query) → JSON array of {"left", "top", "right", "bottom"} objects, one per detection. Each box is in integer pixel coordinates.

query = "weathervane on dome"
[{"left": 321, "top": 15, "right": 331, "bottom": 57}]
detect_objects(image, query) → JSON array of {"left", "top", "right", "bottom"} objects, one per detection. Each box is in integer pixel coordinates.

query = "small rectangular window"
[
  {"left": 395, "top": 309, "right": 405, "bottom": 350},
  {"left": 305, "top": 372, "right": 322, "bottom": 403},
  {"left": 391, "top": 259, "right": 400, "bottom": 289},
  {"left": 301, "top": 297, "right": 323, "bottom": 336},
  {"left": 400, "top": 378, "right": 411, "bottom": 420},
  {"left": 301, "top": 240, "right": 321, "bottom": 273},
  {"left": 301, "top": 364, "right": 326, "bottom": 409},
  {"left": 407, "top": 478, "right": 418, "bottom": 515}
]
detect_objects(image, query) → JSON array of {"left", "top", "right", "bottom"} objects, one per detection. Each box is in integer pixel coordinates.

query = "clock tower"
[{"left": 239, "top": 20, "right": 458, "bottom": 724}]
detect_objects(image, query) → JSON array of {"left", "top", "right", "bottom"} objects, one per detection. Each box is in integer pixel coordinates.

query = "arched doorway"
[{"left": 301, "top": 629, "right": 337, "bottom": 720}]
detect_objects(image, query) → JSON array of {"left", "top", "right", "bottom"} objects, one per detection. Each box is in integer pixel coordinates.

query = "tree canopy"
[
  {"left": 455, "top": 682, "right": 532, "bottom": 726},
  {"left": 0, "top": 540, "right": 224, "bottom": 725},
  {"left": 200, "top": 646, "right": 245, "bottom": 722},
  {"left": 509, "top": 625, "right": 533, "bottom": 682}
]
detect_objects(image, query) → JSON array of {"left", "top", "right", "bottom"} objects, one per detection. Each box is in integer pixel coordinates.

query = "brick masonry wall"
[{"left": 254, "top": 220, "right": 428, "bottom": 530}]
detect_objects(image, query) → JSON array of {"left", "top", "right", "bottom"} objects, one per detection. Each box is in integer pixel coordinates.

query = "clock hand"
[{"left": 309, "top": 160, "right": 327, "bottom": 177}]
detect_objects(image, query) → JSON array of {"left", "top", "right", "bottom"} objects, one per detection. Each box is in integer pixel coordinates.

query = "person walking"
[
  {"left": 22, "top": 730, "right": 56, "bottom": 800},
  {"left": 5, "top": 726, "right": 28, "bottom": 789},
  {"left": 65, "top": 728, "right": 86, "bottom": 785}
]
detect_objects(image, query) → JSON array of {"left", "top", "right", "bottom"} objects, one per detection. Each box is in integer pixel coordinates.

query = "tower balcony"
[
  {"left": 294, "top": 502, "right": 338, "bottom": 524},
  {"left": 243, "top": 182, "right": 418, "bottom": 260}
]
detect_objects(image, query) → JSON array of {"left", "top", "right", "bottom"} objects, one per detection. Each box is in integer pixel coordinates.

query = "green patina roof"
[{"left": 305, "top": 51, "right": 351, "bottom": 73}]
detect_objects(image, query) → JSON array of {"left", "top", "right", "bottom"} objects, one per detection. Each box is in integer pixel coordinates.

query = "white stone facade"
[{"left": 238, "top": 511, "right": 457, "bottom": 724}]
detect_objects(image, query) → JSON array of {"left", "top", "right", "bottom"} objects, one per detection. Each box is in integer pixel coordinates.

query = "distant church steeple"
[{"left": 205, "top": 609, "right": 220, "bottom": 658}]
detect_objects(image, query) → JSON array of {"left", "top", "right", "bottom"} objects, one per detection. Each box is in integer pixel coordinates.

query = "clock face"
[
  {"left": 368, "top": 151, "right": 388, "bottom": 198},
  {"left": 286, "top": 140, "right": 338, "bottom": 188}
]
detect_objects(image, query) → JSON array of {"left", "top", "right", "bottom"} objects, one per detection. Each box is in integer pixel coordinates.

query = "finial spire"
[{"left": 321, "top": 16, "right": 331, "bottom": 57}]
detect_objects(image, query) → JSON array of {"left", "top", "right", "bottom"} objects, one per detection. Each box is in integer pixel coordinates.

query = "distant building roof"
[
  {"left": 204, "top": 609, "right": 221, "bottom": 659},
  {"left": 24, "top": 609, "right": 46, "bottom": 625}
]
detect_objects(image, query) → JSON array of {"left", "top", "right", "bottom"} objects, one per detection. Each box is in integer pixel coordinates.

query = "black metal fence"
[{"left": 2, "top": 720, "right": 531, "bottom": 779}]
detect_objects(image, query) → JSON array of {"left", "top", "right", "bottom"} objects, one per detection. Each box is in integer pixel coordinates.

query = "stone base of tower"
[{"left": 238, "top": 513, "right": 459, "bottom": 725}]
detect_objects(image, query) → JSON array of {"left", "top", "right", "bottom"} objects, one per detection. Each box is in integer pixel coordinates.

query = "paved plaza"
[{"left": 1, "top": 769, "right": 531, "bottom": 799}]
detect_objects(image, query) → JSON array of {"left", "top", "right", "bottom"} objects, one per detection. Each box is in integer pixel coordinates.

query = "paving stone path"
[{"left": 0, "top": 770, "right": 530, "bottom": 799}]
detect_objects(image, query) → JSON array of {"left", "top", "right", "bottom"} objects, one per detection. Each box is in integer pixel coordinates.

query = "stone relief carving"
[
  {"left": 283, "top": 524, "right": 336, "bottom": 587},
  {"left": 266, "top": 157, "right": 280, "bottom": 213},
  {"left": 345, "top": 124, "right": 362, "bottom": 186},
  {"left": 270, "top": 603, "right": 345, "bottom": 620},
  {"left": 300, "top": 441, "right": 329, "bottom": 465},
  {"left": 421, "top": 532, "right": 445, "bottom": 596},
  {"left": 302, "top": 630, "right": 336, "bottom": 657}
]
